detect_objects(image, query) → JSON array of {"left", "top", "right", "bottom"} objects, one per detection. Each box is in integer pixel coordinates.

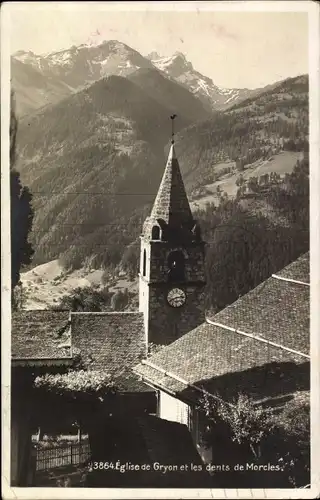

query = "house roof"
[
  {"left": 11, "top": 310, "right": 72, "bottom": 363},
  {"left": 11, "top": 309, "right": 150, "bottom": 392},
  {"left": 134, "top": 252, "right": 310, "bottom": 404},
  {"left": 71, "top": 312, "right": 149, "bottom": 392},
  {"left": 276, "top": 251, "right": 309, "bottom": 283},
  {"left": 207, "top": 253, "right": 309, "bottom": 356}
]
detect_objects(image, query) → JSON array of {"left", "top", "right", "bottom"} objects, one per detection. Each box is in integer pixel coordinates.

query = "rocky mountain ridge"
[
  {"left": 12, "top": 40, "right": 265, "bottom": 116},
  {"left": 146, "top": 51, "right": 260, "bottom": 110}
]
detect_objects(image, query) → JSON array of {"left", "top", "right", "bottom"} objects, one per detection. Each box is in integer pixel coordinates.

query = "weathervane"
[{"left": 170, "top": 114, "right": 177, "bottom": 144}]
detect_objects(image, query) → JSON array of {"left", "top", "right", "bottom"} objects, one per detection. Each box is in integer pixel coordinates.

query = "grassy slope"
[
  {"left": 190, "top": 151, "right": 303, "bottom": 210},
  {"left": 21, "top": 259, "right": 138, "bottom": 309},
  {"left": 174, "top": 74, "right": 308, "bottom": 190}
]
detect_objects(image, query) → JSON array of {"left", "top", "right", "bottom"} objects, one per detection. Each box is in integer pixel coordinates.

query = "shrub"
[{"left": 34, "top": 369, "right": 117, "bottom": 402}]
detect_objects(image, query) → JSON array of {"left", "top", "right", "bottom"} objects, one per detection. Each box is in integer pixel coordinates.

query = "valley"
[{"left": 11, "top": 39, "right": 309, "bottom": 311}]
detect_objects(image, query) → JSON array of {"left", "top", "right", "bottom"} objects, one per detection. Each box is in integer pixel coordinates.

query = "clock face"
[{"left": 167, "top": 288, "right": 186, "bottom": 308}]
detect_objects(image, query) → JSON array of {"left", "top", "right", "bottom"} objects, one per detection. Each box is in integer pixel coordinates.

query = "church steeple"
[
  {"left": 149, "top": 142, "right": 194, "bottom": 230},
  {"left": 142, "top": 116, "right": 199, "bottom": 243},
  {"left": 139, "top": 116, "right": 206, "bottom": 345}
]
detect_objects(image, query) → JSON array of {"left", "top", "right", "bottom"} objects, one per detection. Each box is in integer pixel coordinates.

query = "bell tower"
[{"left": 139, "top": 116, "right": 206, "bottom": 346}]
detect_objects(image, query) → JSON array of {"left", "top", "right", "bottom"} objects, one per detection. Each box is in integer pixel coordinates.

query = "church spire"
[
  {"left": 141, "top": 115, "right": 202, "bottom": 243},
  {"left": 149, "top": 116, "right": 193, "bottom": 230}
]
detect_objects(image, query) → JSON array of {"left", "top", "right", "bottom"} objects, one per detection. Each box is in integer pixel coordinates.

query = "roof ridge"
[
  {"left": 205, "top": 318, "right": 310, "bottom": 359},
  {"left": 141, "top": 359, "right": 234, "bottom": 407},
  {"left": 271, "top": 274, "right": 310, "bottom": 286},
  {"left": 12, "top": 309, "right": 70, "bottom": 314},
  {"left": 70, "top": 311, "right": 142, "bottom": 315}
]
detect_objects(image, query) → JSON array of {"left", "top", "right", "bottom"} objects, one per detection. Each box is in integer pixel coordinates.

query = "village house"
[
  {"left": 11, "top": 310, "right": 73, "bottom": 486},
  {"left": 11, "top": 310, "right": 157, "bottom": 486}
]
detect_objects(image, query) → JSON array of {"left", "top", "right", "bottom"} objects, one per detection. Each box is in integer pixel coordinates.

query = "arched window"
[
  {"left": 151, "top": 225, "right": 160, "bottom": 240},
  {"left": 142, "top": 249, "right": 147, "bottom": 277},
  {"left": 167, "top": 251, "right": 185, "bottom": 282}
]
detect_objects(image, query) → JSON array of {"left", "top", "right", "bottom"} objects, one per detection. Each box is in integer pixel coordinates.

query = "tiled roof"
[
  {"left": 275, "top": 251, "right": 309, "bottom": 283},
  {"left": 71, "top": 312, "right": 149, "bottom": 392},
  {"left": 135, "top": 323, "right": 309, "bottom": 404},
  {"left": 149, "top": 144, "right": 194, "bottom": 228},
  {"left": 134, "top": 252, "right": 310, "bottom": 404},
  {"left": 11, "top": 310, "right": 71, "bottom": 360},
  {"left": 208, "top": 268, "right": 309, "bottom": 356}
]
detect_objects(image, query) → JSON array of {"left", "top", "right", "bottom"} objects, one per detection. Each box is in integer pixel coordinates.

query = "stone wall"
[
  {"left": 139, "top": 236, "right": 206, "bottom": 345},
  {"left": 147, "top": 284, "right": 206, "bottom": 344},
  {"left": 148, "top": 241, "right": 206, "bottom": 283}
]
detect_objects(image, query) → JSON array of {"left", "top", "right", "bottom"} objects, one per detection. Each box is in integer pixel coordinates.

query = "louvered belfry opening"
[{"left": 167, "top": 250, "right": 185, "bottom": 282}]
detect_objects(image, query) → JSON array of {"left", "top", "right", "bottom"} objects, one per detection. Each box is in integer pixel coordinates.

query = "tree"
[
  {"left": 199, "top": 392, "right": 275, "bottom": 459},
  {"left": 51, "top": 286, "right": 112, "bottom": 311},
  {"left": 247, "top": 176, "right": 259, "bottom": 192},
  {"left": 201, "top": 154, "right": 309, "bottom": 313},
  {"left": 110, "top": 288, "right": 129, "bottom": 311},
  {"left": 120, "top": 243, "right": 139, "bottom": 278},
  {"left": 236, "top": 174, "right": 245, "bottom": 187},
  {"left": 198, "top": 390, "right": 310, "bottom": 487},
  {"left": 236, "top": 158, "right": 244, "bottom": 171},
  {"left": 14, "top": 366, "right": 118, "bottom": 440},
  {"left": 10, "top": 91, "right": 34, "bottom": 309}
]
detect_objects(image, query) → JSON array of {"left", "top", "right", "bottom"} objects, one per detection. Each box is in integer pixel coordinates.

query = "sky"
[{"left": 7, "top": 3, "right": 309, "bottom": 89}]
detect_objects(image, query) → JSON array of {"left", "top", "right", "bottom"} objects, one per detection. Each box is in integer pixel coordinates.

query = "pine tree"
[{"left": 10, "top": 91, "right": 34, "bottom": 309}]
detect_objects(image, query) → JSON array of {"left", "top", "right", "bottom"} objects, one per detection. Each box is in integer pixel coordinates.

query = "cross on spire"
[{"left": 170, "top": 114, "right": 177, "bottom": 144}]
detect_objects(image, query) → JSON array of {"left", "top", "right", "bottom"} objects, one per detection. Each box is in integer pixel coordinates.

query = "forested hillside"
[
  {"left": 120, "top": 154, "right": 309, "bottom": 313},
  {"left": 16, "top": 74, "right": 207, "bottom": 268},
  {"left": 200, "top": 155, "right": 309, "bottom": 311},
  {"left": 127, "top": 67, "right": 210, "bottom": 123},
  {"left": 174, "top": 75, "right": 308, "bottom": 190},
  {"left": 15, "top": 73, "right": 308, "bottom": 274}
]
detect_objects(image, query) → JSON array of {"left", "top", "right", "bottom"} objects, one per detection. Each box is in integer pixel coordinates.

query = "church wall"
[
  {"left": 139, "top": 276, "right": 150, "bottom": 343},
  {"left": 148, "top": 242, "right": 206, "bottom": 283},
  {"left": 139, "top": 238, "right": 206, "bottom": 345},
  {"left": 147, "top": 284, "right": 205, "bottom": 344}
]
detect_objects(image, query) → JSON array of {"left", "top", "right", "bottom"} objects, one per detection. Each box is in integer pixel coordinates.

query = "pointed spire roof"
[{"left": 150, "top": 143, "right": 193, "bottom": 228}]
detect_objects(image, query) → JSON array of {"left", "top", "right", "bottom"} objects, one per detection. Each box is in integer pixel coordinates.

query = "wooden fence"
[{"left": 35, "top": 443, "right": 91, "bottom": 471}]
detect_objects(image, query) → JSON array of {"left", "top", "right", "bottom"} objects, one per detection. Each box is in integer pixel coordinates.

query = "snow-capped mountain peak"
[
  {"left": 148, "top": 50, "right": 256, "bottom": 110},
  {"left": 12, "top": 40, "right": 154, "bottom": 94},
  {"left": 149, "top": 51, "right": 193, "bottom": 77},
  {"left": 12, "top": 40, "right": 258, "bottom": 116}
]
